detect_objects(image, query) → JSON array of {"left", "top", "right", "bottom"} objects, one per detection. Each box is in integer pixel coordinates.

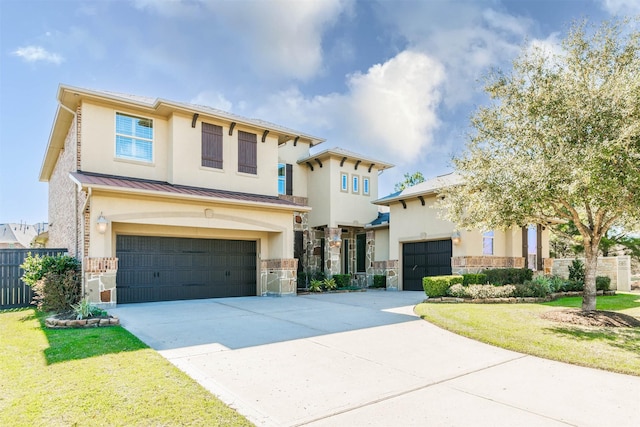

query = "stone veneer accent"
[
  {"left": 260, "top": 258, "right": 298, "bottom": 296},
  {"left": 372, "top": 260, "right": 399, "bottom": 290},
  {"left": 451, "top": 256, "right": 525, "bottom": 274},
  {"left": 543, "top": 258, "right": 554, "bottom": 275},
  {"left": 552, "top": 255, "right": 631, "bottom": 291},
  {"left": 324, "top": 227, "right": 342, "bottom": 277},
  {"left": 365, "top": 230, "right": 375, "bottom": 287},
  {"left": 84, "top": 257, "right": 118, "bottom": 306}
]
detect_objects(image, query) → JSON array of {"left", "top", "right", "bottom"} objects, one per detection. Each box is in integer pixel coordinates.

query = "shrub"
[
  {"left": 423, "top": 275, "right": 463, "bottom": 297},
  {"left": 483, "top": 268, "right": 533, "bottom": 285},
  {"left": 596, "top": 276, "right": 611, "bottom": 292},
  {"left": 529, "top": 276, "right": 553, "bottom": 295},
  {"left": 31, "top": 270, "right": 81, "bottom": 311},
  {"left": 323, "top": 277, "right": 338, "bottom": 291},
  {"left": 372, "top": 275, "right": 386, "bottom": 288},
  {"left": 311, "top": 271, "right": 326, "bottom": 281},
  {"left": 568, "top": 259, "right": 585, "bottom": 283},
  {"left": 448, "top": 284, "right": 515, "bottom": 298},
  {"left": 71, "top": 297, "right": 106, "bottom": 320},
  {"left": 462, "top": 273, "right": 487, "bottom": 285},
  {"left": 308, "top": 280, "right": 323, "bottom": 292},
  {"left": 564, "top": 279, "right": 584, "bottom": 292},
  {"left": 548, "top": 275, "right": 568, "bottom": 293},
  {"left": 332, "top": 274, "right": 351, "bottom": 288},
  {"left": 514, "top": 281, "right": 551, "bottom": 298},
  {"left": 21, "top": 253, "right": 81, "bottom": 311}
]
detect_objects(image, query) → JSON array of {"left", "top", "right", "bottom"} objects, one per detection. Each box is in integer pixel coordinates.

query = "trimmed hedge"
[
  {"left": 483, "top": 268, "right": 533, "bottom": 285},
  {"left": 372, "top": 275, "right": 386, "bottom": 288},
  {"left": 332, "top": 274, "right": 351, "bottom": 288},
  {"left": 423, "top": 275, "right": 464, "bottom": 297},
  {"left": 462, "top": 273, "right": 487, "bottom": 286},
  {"left": 596, "top": 276, "right": 611, "bottom": 292}
]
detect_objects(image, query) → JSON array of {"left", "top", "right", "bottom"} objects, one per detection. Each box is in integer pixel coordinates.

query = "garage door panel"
[
  {"left": 116, "top": 236, "right": 256, "bottom": 304},
  {"left": 402, "top": 240, "right": 453, "bottom": 291}
]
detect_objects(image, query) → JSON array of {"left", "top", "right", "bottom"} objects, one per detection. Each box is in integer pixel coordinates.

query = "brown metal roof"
[{"left": 70, "top": 171, "right": 306, "bottom": 209}]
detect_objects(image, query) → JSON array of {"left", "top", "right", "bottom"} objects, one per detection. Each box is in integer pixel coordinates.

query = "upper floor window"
[
  {"left": 341, "top": 173, "right": 348, "bottom": 192},
  {"left": 238, "top": 130, "right": 257, "bottom": 174},
  {"left": 483, "top": 230, "right": 494, "bottom": 255},
  {"left": 352, "top": 174, "right": 359, "bottom": 194},
  {"left": 363, "top": 177, "right": 370, "bottom": 195},
  {"left": 115, "top": 113, "right": 153, "bottom": 162},
  {"left": 202, "top": 123, "right": 223, "bottom": 169},
  {"left": 278, "top": 163, "right": 293, "bottom": 195}
]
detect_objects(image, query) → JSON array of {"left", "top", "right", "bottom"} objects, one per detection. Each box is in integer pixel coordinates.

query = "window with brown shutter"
[
  {"left": 202, "top": 123, "right": 223, "bottom": 169},
  {"left": 238, "top": 130, "right": 257, "bottom": 174}
]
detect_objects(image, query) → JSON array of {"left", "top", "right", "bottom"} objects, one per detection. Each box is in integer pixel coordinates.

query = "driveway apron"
[{"left": 111, "top": 291, "right": 640, "bottom": 427}]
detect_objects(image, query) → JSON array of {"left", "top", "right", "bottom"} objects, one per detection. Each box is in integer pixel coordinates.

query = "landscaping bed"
[
  {"left": 424, "top": 290, "right": 616, "bottom": 304},
  {"left": 45, "top": 311, "right": 120, "bottom": 328}
]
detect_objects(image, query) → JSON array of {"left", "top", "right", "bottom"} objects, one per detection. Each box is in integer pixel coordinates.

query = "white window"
[
  {"left": 341, "top": 173, "right": 348, "bottom": 192},
  {"left": 115, "top": 113, "right": 153, "bottom": 162},
  {"left": 352, "top": 175, "right": 359, "bottom": 194},
  {"left": 483, "top": 230, "right": 494, "bottom": 255},
  {"left": 363, "top": 177, "right": 370, "bottom": 195}
]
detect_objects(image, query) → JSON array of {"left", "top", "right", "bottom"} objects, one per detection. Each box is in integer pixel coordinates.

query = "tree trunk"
[{"left": 582, "top": 244, "right": 598, "bottom": 311}]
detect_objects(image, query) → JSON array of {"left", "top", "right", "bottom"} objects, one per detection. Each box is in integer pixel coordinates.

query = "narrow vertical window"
[
  {"left": 352, "top": 175, "right": 359, "bottom": 194},
  {"left": 363, "top": 177, "right": 370, "bottom": 195},
  {"left": 277, "top": 163, "right": 293, "bottom": 195},
  {"left": 238, "top": 130, "right": 257, "bottom": 174},
  {"left": 483, "top": 231, "right": 494, "bottom": 255},
  {"left": 115, "top": 113, "right": 153, "bottom": 162},
  {"left": 202, "top": 123, "right": 223, "bottom": 169},
  {"left": 341, "top": 173, "right": 348, "bottom": 192}
]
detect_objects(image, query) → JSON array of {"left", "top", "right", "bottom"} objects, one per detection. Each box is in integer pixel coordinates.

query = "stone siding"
[
  {"left": 47, "top": 109, "right": 79, "bottom": 256},
  {"left": 373, "top": 260, "right": 399, "bottom": 290},
  {"left": 324, "top": 227, "right": 342, "bottom": 277},
  {"left": 260, "top": 258, "right": 298, "bottom": 296},
  {"left": 552, "top": 256, "right": 631, "bottom": 291},
  {"left": 84, "top": 257, "right": 118, "bottom": 307},
  {"left": 451, "top": 256, "right": 525, "bottom": 274}
]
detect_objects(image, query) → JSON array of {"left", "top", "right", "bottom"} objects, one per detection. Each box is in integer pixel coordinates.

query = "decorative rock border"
[
  {"left": 45, "top": 315, "right": 120, "bottom": 328},
  {"left": 424, "top": 290, "right": 616, "bottom": 304}
]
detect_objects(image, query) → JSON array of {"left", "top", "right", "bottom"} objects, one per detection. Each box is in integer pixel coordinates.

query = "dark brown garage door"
[
  {"left": 402, "top": 240, "right": 452, "bottom": 291},
  {"left": 116, "top": 235, "right": 256, "bottom": 304}
]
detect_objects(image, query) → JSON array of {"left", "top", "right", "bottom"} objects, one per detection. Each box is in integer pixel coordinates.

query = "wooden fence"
[{"left": 0, "top": 248, "right": 67, "bottom": 309}]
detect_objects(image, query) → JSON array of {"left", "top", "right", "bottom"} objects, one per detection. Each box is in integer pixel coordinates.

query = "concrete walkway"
[{"left": 112, "top": 291, "right": 640, "bottom": 427}]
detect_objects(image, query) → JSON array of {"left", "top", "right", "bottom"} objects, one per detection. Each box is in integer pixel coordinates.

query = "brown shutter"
[
  {"left": 202, "top": 123, "right": 223, "bottom": 169},
  {"left": 238, "top": 130, "right": 257, "bottom": 174},
  {"left": 522, "top": 226, "right": 529, "bottom": 269},
  {"left": 286, "top": 163, "right": 293, "bottom": 196}
]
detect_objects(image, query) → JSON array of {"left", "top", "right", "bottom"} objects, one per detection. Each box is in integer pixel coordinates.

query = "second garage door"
[
  {"left": 402, "top": 240, "right": 453, "bottom": 291},
  {"left": 116, "top": 235, "right": 256, "bottom": 304}
]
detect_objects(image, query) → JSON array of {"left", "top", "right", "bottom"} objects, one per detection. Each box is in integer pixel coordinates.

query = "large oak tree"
[{"left": 442, "top": 19, "right": 640, "bottom": 311}]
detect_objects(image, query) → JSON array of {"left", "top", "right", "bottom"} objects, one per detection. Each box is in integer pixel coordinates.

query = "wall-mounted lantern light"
[
  {"left": 96, "top": 213, "right": 108, "bottom": 234},
  {"left": 328, "top": 235, "right": 342, "bottom": 248},
  {"left": 451, "top": 231, "right": 461, "bottom": 245}
]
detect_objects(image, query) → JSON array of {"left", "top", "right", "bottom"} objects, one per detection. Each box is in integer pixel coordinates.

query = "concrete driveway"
[{"left": 112, "top": 291, "right": 640, "bottom": 427}]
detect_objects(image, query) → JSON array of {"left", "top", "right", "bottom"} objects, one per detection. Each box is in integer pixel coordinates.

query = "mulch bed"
[
  {"left": 45, "top": 311, "right": 119, "bottom": 328},
  {"left": 541, "top": 309, "right": 640, "bottom": 328}
]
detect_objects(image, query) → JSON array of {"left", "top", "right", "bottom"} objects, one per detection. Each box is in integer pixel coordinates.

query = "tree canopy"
[
  {"left": 442, "top": 19, "right": 640, "bottom": 311},
  {"left": 394, "top": 171, "right": 425, "bottom": 192}
]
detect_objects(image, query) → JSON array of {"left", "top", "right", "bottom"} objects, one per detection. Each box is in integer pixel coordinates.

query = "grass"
[
  {"left": 0, "top": 308, "right": 253, "bottom": 426},
  {"left": 415, "top": 293, "right": 640, "bottom": 376}
]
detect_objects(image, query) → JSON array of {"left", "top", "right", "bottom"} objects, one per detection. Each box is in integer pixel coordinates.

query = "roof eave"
[{"left": 39, "top": 104, "right": 74, "bottom": 182}]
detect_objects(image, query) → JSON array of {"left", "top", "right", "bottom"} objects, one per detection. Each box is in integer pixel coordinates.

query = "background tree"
[
  {"left": 394, "top": 172, "right": 425, "bottom": 192},
  {"left": 441, "top": 19, "right": 640, "bottom": 311}
]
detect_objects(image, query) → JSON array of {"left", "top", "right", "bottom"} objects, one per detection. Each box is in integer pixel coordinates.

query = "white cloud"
[
  {"left": 190, "top": 91, "right": 233, "bottom": 111},
  {"left": 600, "top": 0, "right": 640, "bottom": 14},
  {"left": 255, "top": 50, "right": 445, "bottom": 164},
  {"left": 527, "top": 32, "right": 563, "bottom": 59},
  {"left": 12, "top": 45, "right": 63, "bottom": 64},
  {"left": 208, "top": 0, "right": 351, "bottom": 80}
]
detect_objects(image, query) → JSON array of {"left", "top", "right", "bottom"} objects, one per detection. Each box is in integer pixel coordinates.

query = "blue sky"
[{"left": 1, "top": 0, "right": 638, "bottom": 224}]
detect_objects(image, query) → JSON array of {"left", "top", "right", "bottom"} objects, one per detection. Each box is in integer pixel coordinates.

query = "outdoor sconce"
[
  {"left": 451, "top": 231, "right": 461, "bottom": 245},
  {"left": 328, "top": 235, "right": 342, "bottom": 248},
  {"left": 96, "top": 214, "right": 108, "bottom": 234}
]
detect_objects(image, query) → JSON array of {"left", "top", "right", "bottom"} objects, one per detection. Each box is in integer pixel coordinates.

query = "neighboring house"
[
  {"left": 39, "top": 85, "right": 392, "bottom": 305},
  {"left": 0, "top": 223, "right": 47, "bottom": 249},
  {"left": 372, "top": 174, "right": 551, "bottom": 291}
]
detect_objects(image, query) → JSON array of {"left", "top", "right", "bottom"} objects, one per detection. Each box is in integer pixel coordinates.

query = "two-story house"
[{"left": 39, "top": 85, "right": 392, "bottom": 305}]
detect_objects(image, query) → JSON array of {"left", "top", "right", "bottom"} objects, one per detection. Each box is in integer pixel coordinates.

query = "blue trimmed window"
[
  {"left": 341, "top": 173, "right": 348, "bottom": 192},
  {"left": 363, "top": 177, "right": 370, "bottom": 195},
  {"left": 278, "top": 163, "right": 286, "bottom": 194},
  {"left": 115, "top": 113, "right": 153, "bottom": 162},
  {"left": 352, "top": 175, "right": 359, "bottom": 193},
  {"left": 483, "top": 231, "right": 494, "bottom": 255}
]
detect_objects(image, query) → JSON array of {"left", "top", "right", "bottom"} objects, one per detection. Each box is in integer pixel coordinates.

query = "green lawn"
[
  {"left": 0, "top": 309, "right": 253, "bottom": 426},
  {"left": 415, "top": 293, "right": 640, "bottom": 376}
]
